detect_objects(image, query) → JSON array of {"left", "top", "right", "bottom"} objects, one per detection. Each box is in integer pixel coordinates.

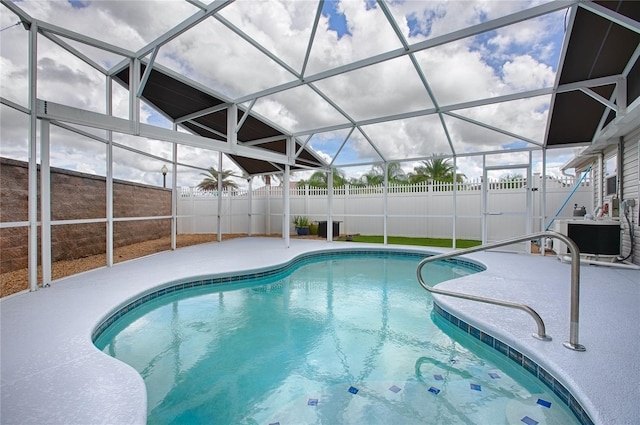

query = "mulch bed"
[{"left": 0, "top": 234, "right": 239, "bottom": 297}]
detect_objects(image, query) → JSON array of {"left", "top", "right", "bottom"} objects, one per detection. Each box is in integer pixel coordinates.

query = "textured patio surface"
[{"left": 1, "top": 238, "right": 638, "bottom": 424}]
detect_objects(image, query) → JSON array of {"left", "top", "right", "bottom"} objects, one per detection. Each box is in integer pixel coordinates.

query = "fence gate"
[{"left": 482, "top": 164, "right": 532, "bottom": 253}]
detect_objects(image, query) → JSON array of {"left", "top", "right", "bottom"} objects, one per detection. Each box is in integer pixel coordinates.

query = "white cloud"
[
  {"left": 16, "top": 0, "right": 196, "bottom": 51},
  {"left": 502, "top": 54, "right": 555, "bottom": 91},
  {"left": 0, "top": 54, "right": 29, "bottom": 107},
  {"left": 217, "top": 1, "right": 317, "bottom": 73},
  {"left": 417, "top": 40, "right": 501, "bottom": 105},
  {"left": 312, "top": 55, "right": 434, "bottom": 124},
  {"left": 0, "top": 0, "right": 574, "bottom": 184}
]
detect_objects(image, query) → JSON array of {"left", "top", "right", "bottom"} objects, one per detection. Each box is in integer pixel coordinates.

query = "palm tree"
[
  {"left": 197, "top": 166, "right": 239, "bottom": 191},
  {"left": 361, "top": 162, "right": 408, "bottom": 186},
  {"left": 408, "top": 157, "right": 464, "bottom": 184},
  {"left": 360, "top": 167, "right": 383, "bottom": 186},
  {"left": 386, "top": 162, "right": 408, "bottom": 184},
  {"left": 298, "top": 168, "right": 346, "bottom": 188}
]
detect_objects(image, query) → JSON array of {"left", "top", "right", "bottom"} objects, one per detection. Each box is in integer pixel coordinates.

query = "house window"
[{"left": 604, "top": 154, "right": 617, "bottom": 196}]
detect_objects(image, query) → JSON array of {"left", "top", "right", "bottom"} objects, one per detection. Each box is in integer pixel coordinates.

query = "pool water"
[{"left": 95, "top": 253, "right": 579, "bottom": 425}]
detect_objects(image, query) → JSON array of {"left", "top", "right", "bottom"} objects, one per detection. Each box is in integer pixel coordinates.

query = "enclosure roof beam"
[
  {"left": 36, "top": 100, "right": 291, "bottom": 165},
  {"left": 300, "top": 1, "right": 324, "bottom": 78},
  {"left": 241, "top": 134, "right": 288, "bottom": 147},
  {"left": 1, "top": 96, "right": 30, "bottom": 114},
  {"left": 175, "top": 103, "right": 230, "bottom": 124},
  {"left": 41, "top": 32, "right": 107, "bottom": 75},
  {"left": 0, "top": 0, "right": 33, "bottom": 28},
  {"left": 234, "top": 0, "right": 576, "bottom": 104},
  {"left": 37, "top": 21, "right": 135, "bottom": 58},
  {"left": 293, "top": 87, "right": 553, "bottom": 138},
  {"left": 135, "top": 0, "right": 235, "bottom": 59},
  {"left": 444, "top": 111, "right": 542, "bottom": 147}
]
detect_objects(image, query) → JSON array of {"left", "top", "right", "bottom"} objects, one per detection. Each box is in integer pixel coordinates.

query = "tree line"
[
  {"left": 197, "top": 157, "right": 464, "bottom": 190},
  {"left": 196, "top": 157, "right": 525, "bottom": 190}
]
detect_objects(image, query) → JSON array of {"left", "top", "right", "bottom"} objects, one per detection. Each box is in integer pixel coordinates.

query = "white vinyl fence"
[{"left": 177, "top": 176, "right": 592, "bottom": 241}]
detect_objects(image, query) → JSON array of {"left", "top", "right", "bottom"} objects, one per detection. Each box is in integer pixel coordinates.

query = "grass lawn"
[{"left": 337, "top": 235, "right": 481, "bottom": 248}]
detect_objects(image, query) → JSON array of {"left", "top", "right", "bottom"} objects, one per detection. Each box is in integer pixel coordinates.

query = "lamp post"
[{"left": 161, "top": 164, "right": 168, "bottom": 188}]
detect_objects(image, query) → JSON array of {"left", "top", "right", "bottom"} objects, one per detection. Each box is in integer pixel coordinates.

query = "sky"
[{"left": 0, "top": 0, "right": 584, "bottom": 189}]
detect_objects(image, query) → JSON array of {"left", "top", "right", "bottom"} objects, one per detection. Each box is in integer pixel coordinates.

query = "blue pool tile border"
[
  {"left": 92, "top": 249, "right": 485, "bottom": 342},
  {"left": 433, "top": 302, "right": 594, "bottom": 425}
]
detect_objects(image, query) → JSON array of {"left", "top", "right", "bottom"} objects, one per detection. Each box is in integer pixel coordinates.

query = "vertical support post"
[
  {"left": 247, "top": 177, "right": 253, "bottom": 236},
  {"left": 217, "top": 152, "right": 223, "bottom": 242},
  {"left": 284, "top": 164, "right": 290, "bottom": 248},
  {"left": 40, "top": 120, "right": 51, "bottom": 287},
  {"left": 616, "top": 76, "right": 627, "bottom": 117},
  {"left": 344, "top": 184, "right": 349, "bottom": 236},
  {"left": 171, "top": 132, "right": 178, "bottom": 250},
  {"left": 481, "top": 155, "right": 487, "bottom": 245},
  {"left": 327, "top": 168, "right": 333, "bottom": 242},
  {"left": 130, "top": 58, "right": 140, "bottom": 135},
  {"left": 305, "top": 180, "right": 309, "bottom": 215},
  {"left": 106, "top": 77, "right": 114, "bottom": 267},
  {"left": 427, "top": 180, "right": 433, "bottom": 237},
  {"left": 228, "top": 185, "right": 233, "bottom": 236},
  {"left": 541, "top": 150, "right": 547, "bottom": 256},
  {"left": 227, "top": 104, "right": 238, "bottom": 150},
  {"left": 452, "top": 157, "right": 458, "bottom": 249},
  {"left": 525, "top": 152, "right": 533, "bottom": 254},
  {"left": 383, "top": 162, "right": 388, "bottom": 245},
  {"left": 597, "top": 153, "right": 604, "bottom": 210},
  {"left": 283, "top": 136, "right": 293, "bottom": 247},
  {"left": 190, "top": 187, "right": 195, "bottom": 233},
  {"left": 226, "top": 103, "right": 238, "bottom": 240},
  {"left": 28, "top": 21, "right": 38, "bottom": 291},
  {"left": 266, "top": 177, "right": 271, "bottom": 235}
]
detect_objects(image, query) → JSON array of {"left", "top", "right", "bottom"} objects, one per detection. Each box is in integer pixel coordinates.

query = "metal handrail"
[{"left": 417, "top": 231, "right": 585, "bottom": 351}]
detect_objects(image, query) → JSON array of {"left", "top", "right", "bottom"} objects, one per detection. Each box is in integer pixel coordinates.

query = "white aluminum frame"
[{"left": 1, "top": 0, "right": 637, "bottom": 291}]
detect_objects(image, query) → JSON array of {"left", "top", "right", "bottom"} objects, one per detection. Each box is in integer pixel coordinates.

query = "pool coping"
[
  {"left": 432, "top": 302, "right": 593, "bottom": 425},
  {"left": 91, "top": 249, "right": 485, "bottom": 343},
  {"left": 1, "top": 238, "right": 638, "bottom": 424}
]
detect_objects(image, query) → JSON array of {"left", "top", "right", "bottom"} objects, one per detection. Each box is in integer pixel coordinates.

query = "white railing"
[{"left": 417, "top": 230, "right": 585, "bottom": 351}]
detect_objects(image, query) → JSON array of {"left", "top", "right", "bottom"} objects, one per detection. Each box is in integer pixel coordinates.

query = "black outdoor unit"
[
  {"left": 567, "top": 222, "right": 620, "bottom": 256},
  {"left": 318, "top": 221, "right": 340, "bottom": 238}
]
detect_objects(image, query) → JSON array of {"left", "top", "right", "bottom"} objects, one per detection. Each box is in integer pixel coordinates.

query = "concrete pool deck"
[{"left": 0, "top": 237, "right": 638, "bottom": 424}]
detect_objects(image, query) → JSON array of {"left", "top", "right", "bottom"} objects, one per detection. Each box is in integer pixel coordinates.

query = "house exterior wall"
[
  {"left": 620, "top": 127, "right": 640, "bottom": 264},
  {"left": 592, "top": 153, "right": 603, "bottom": 214},
  {"left": 587, "top": 124, "right": 640, "bottom": 265}
]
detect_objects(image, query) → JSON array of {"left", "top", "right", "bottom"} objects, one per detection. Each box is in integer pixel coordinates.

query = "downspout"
[
  {"left": 596, "top": 154, "right": 604, "bottom": 214},
  {"left": 617, "top": 137, "right": 623, "bottom": 202}
]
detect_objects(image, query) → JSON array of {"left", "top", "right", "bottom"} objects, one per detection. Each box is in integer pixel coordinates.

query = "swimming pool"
[{"left": 95, "top": 251, "right": 580, "bottom": 424}]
